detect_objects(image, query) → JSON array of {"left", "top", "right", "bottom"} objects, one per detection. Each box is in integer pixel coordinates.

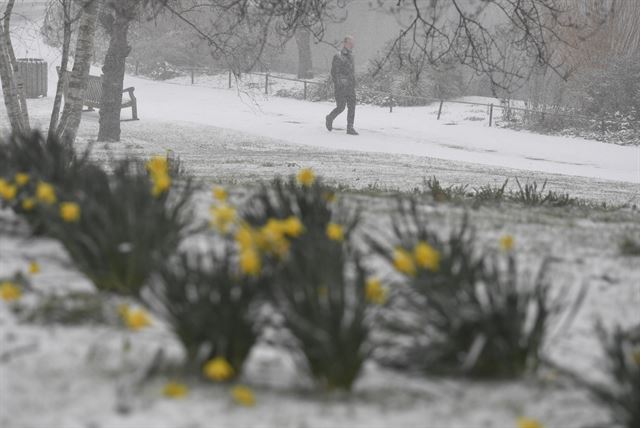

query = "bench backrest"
[{"left": 56, "top": 67, "right": 103, "bottom": 107}]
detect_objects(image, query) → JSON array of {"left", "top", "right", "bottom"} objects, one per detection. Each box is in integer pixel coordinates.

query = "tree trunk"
[
  {"left": 295, "top": 29, "right": 313, "bottom": 79},
  {"left": 48, "top": 0, "right": 73, "bottom": 142},
  {"left": 97, "top": 12, "right": 131, "bottom": 142},
  {"left": 57, "top": 0, "right": 102, "bottom": 143},
  {"left": 0, "top": 0, "right": 30, "bottom": 133}
]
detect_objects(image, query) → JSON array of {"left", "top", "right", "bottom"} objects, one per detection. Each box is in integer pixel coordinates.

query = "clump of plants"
[
  {"left": 424, "top": 176, "right": 469, "bottom": 203},
  {"left": 39, "top": 155, "right": 196, "bottom": 297},
  {"left": 144, "top": 244, "right": 264, "bottom": 378},
  {"left": 471, "top": 179, "right": 509, "bottom": 205},
  {"left": 557, "top": 324, "right": 640, "bottom": 428},
  {"left": 512, "top": 178, "right": 576, "bottom": 207},
  {"left": 241, "top": 170, "right": 381, "bottom": 390},
  {"left": 369, "top": 198, "right": 577, "bottom": 378}
]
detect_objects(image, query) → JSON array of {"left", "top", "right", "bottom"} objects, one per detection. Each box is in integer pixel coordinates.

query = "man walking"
[{"left": 326, "top": 35, "right": 358, "bottom": 135}]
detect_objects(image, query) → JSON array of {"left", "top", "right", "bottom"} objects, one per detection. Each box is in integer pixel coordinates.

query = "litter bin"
[{"left": 16, "top": 58, "right": 47, "bottom": 98}]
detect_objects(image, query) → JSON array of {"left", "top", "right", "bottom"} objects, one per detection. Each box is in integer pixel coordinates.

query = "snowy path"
[{"left": 123, "top": 76, "right": 640, "bottom": 184}]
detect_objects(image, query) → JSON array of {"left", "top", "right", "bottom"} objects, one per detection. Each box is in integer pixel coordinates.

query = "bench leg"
[{"left": 131, "top": 100, "right": 138, "bottom": 120}]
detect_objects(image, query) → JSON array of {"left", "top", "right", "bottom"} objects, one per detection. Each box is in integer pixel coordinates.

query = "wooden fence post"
[
  {"left": 303, "top": 81, "right": 307, "bottom": 100},
  {"left": 389, "top": 96, "right": 393, "bottom": 113},
  {"left": 265, "top": 73, "right": 269, "bottom": 94},
  {"left": 228, "top": 70, "right": 232, "bottom": 89},
  {"left": 437, "top": 100, "right": 444, "bottom": 120},
  {"left": 191, "top": 68, "right": 195, "bottom": 85},
  {"left": 489, "top": 104, "right": 494, "bottom": 127}
]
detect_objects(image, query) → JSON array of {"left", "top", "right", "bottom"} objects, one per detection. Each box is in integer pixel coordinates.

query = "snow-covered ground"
[{"left": 1, "top": 5, "right": 640, "bottom": 428}]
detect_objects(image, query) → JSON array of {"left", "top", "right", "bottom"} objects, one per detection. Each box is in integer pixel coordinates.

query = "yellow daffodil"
[
  {"left": 365, "top": 278, "right": 387, "bottom": 305},
  {"left": 240, "top": 248, "right": 261, "bottom": 276},
  {"left": 151, "top": 173, "right": 171, "bottom": 197},
  {"left": 393, "top": 248, "right": 416, "bottom": 276},
  {"left": 500, "top": 235, "right": 514, "bottom": 252},
  {"left": 211, "top": 204, "right": 237, "bottom": 233},
  {"left": 0, "top": 179, "right": 17, "bottom": 201},
  {"left": 60, "top": 202, "right": 81, "bottom": 222},
  {"left": 282, "top": 216, "right": 304, "bottom": 238},
  {"left": 36, "top": 182, "right": 56, "bottom": 205},
  {"left": 163, "top": 381, "right": 188, "bottom": 398},
  {"left": 0, "top": 282, "right": 21, "bottom": 302},
  {"left": 231, "top": 385, "right": 256, "bottom": 407},
  {"left": 213, "top": 186, "right": 227, "bottom": 202},
  {"left": 203, "top": 357, "right": 234, "bottom": 382},
  {"left": 120, "top": 306, "right": 151, "bottom": 331},
  {"left": 297, "top": 168, "right": 316, "bottom": 187},
  {"left": 633, "top": 350, "right": 640, "bottom": 366},
  {"left": 235, "top": 224, "right": 256, "bottom": 251},
  {"left": 414, "top": 241, "right": 441, "bottom": 272},
  {"left": 326, "top": 223, "right": 344, "bottom": 242},
  {"left": 517, "top": 417, "right": 544, "bottom": 428},
  {"left": 22, "top": 198, "right": 35, "bottom": 211},
  {"left": 146, "top": 156, "right": 169, "bottom": 176},
  {"left": 28, "top": 261, "right": 40, "bottom": 275},
  {"left": 15, "top": 173, "right": 30, "bottom": 187}
]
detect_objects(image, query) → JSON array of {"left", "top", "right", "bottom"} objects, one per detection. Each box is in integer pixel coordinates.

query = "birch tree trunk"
[
  {"left": 48, "top": 0, "right": 73, "bottom": 142},
  {"left": 57, "top": 0, "right": 102, "bottom": 143},
  {"left": 0, "top": 0, "right": 30, "bottom": 132}
]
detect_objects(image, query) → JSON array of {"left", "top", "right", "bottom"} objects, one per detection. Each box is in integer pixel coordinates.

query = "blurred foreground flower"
[
  {"left": 22, "top": 198, "right": 35, "bottom": 211},
  {"left": 119, "top": 305, "right": 151, "bottom": 331},
  {"left": 28, "top": 261, "right": 40, "bottom": 275},
  {"left": 414, "top": 241, "right": 440, "bottom": 272},
  {"left": 297, "top": 168, "right": 315, "bottom": 187},
  {"left": 60, "top": 202, "right": 81, "bottom": 222},
  {"left": 213, "top": 186, "right": 227, "bottom": 202},
  {"left": 15, "top": 173, "right": 30, "bottom": 187},
  {"left": 0, "top": 282, "right": 21, "bottom": 302},
  {"left": 163, "top": 381, "right": 188, "bottom": 399},
  {"left": 365, "top": 278, "right": 387, "bottom": 305},
  {"left": 517, "top": 417, "right": 543, "bottom": 428},
  {"left": 326, "top": 223, "right": 344, "bottom": 242},
  {"left": 500, "top": 235, "right": 515, "bottom": 252},
  {"left": 203, "top": 357, "right": 235, "bottom": 381},
  {"left": 36, "top": 181, "right": 56, "bottom": 205},
  {"left": 231, "top": 385, "right": 255, "bottom": 407},
  {"left": 0, "top": 180, "right": 17, "bottom": 201},
  {"left": 211, "top": 204, "right": 237, "bottom": 233},
  {"left": 393, "top": 248, "right": 416, "bottom": 276}
]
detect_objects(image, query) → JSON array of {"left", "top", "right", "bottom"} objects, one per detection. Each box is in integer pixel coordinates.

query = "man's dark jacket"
[{"left": 331, "top": 47, "right": 355, "bottom": 96}]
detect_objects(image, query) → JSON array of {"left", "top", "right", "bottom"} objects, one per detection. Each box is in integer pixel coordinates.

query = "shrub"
[
  {"left": 40, "top": 156, "right": 196, "bottom": 297},
  {"left": 144, "top": 245, "right": 263, "bottom": 377},
  {"left": 368, "top": 198, "right": 575, "bottom": 378},
  {"left": 424, "top": 176, "right": 469, "bottom": 203},
  {"left": 472, "top": 179, "right": 509, "bottom": 205},
  {"left": 242, "top": 171, "right": 377, "bottom": 390}
]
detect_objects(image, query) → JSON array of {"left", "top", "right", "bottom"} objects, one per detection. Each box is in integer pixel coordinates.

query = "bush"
[
  {"left": 424, "top": 176, "right": 469, "bottom": 203},
  {"left": 368, "top": 198, "right": 575, "bottom": 378},
  {"left": 242, "top": 171, "right": 376, "bottom": 390},
  {"left": 145, "top": 245, "right": 263, "bottom": 377},
  {"left": 40, "top": 156, "right": 196, "bottom": 297}
]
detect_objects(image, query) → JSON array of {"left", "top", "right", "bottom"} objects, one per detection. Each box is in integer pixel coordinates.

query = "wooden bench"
[{"left": 57, "top": 67, "right": 138, "bottom": 121}]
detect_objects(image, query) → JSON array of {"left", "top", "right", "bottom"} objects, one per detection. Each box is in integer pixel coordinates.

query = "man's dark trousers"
[{"left": 328, "top": 91, "right": 356, "bottom": 128}]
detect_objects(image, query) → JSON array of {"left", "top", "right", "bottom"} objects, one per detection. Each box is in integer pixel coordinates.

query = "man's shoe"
[
  {"left": 325, "top": 115, "right": 333, "bottom": 131},
  {"left": 346, "top": 127, "right": 359, "bottom": 135}
]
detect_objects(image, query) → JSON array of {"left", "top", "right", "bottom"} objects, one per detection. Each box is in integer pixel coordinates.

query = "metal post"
[
  {"left": 265, "top": 73, "right": 269, "bottom": 95},
  {"left": 489, "top": 104, "right": 494, "bottom": 127},
  {"left": 228, "top": 70, "right": 232, "bottom": 89},
  {"left": 437, "top": 100, "right": 444, "bottom": 120},
  {"left": 304, "top": 81, "right": 307, "bottom": 100}
]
